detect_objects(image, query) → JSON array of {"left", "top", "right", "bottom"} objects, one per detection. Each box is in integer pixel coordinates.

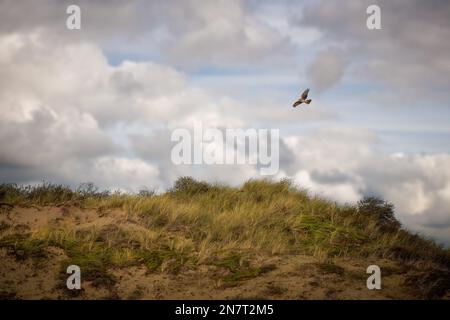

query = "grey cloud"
[
  {"left": 109, "top": 70, "right": 145, "bottom": 96},
  {"left": 277, "top": 139, "right": 297, "bottom": 175},
  {"left": 130, "top": 127, "right": 285, "bottom": 189},
  {"left": 161, "top": 0, "right": 292, "bottom": 68},
  {"left": 0, "top": 107, "right": 119, "bottom": 187},
  {"left": 308, "top": 49, "right": 347, "bottom": 92},
  {"left": 300, "top": 0, "right": 450, "bottom": 100},
  {"left": 129, "top": 129, "right": 174, "bottom": 189},
  {"left": 0, "top": 0, "right": 143, "bottom": 42},
  {"left": 0, "top": 0, "right": 294, "bottom": 70},
  {"left": 0, "top": 108, "right": 117, "bottom": 167},
  {"left": 310, "top": 169, "right": 353, "bottom": 185}
]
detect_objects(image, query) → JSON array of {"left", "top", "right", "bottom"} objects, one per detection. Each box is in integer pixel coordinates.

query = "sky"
[{"left": 0, "top": 0, "right": 450, "bottom": 245}]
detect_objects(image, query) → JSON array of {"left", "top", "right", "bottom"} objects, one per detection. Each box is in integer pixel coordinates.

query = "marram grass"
[{"left": 0, "top": 177, "right": 448, "bottom": 297}]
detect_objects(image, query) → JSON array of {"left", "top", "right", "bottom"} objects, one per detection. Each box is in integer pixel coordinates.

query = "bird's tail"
[{"left": 305, "top": 99, "right": 312, "bottom": 104}]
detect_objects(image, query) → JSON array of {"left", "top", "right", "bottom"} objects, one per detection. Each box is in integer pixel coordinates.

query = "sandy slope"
[{"left": 0, "top": 205, "right": 443, "bottom": 299}]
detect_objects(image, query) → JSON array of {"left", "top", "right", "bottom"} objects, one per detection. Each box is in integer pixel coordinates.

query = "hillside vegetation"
[{"left": 0, "top": 177, "right": 449, "bottom": 299}]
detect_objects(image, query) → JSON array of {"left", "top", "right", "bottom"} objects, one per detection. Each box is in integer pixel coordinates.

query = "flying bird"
[{"left": 293, "top": 88, "right": 312, "bottom": 108}]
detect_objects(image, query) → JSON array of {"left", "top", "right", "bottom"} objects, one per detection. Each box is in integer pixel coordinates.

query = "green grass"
[
  {"left": 0, "top": 182, "right": 110, "bottom": 207},
  {"left": 135, "top": 248, "right": 191, "bottom": 273},
  {"left": 212, "top": 253, "right": 275, "bottom": 287},
  {"left": 0, "top": 234, "right": 48, "bottom": 260}
]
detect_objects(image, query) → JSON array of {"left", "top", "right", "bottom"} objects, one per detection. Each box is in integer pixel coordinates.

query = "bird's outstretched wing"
[
  {"left": 301, "top": 88, "right": 309, "bottom": 100},
  {"left": 293, "top": 100, "right": 302, "bottom": 107}
]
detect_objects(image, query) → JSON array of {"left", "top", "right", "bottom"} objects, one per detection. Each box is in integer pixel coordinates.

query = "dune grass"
[{"left": 1, "top": 177, "right": 449, "bottom": 297}]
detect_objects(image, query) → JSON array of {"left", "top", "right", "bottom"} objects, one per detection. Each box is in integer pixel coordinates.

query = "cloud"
[
  {"left": 159, "top": 0, "right": 291, "bottom": 68},
  {"left": 308, "top": 49, "right": 347, "bottom": 92},
  {"left": 0, "top": 0, "right": 295, "bottom": 70},
  {"left": 0, "top": 29, "right": 294, "bottom": 191},
  {"left": 280, "top": 128, "right": 450, "bottom": 245},
  {"left": 79, "top": 157, "right": 161, "bottom": 192},
  {"left": 300, "top": 0, "right": 450, "bottom": 101},
  {"left": 0, "top": 30, "right": 243, "bottom": 189},
  {"left": 0, "top": 0, "right": 145, "bottom": 42}
]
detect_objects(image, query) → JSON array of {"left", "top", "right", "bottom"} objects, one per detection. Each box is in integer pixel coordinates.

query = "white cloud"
[
  {"left": 281, "top": 128, "right": 450, "bottom": 244},
  {"left": 88, "top": 157, "right": 161, "bottom": 192},
  {"left": 293, "top": 170, "right": 361, "bottom": 203},
  {"left": 0, "top": 29, "right": 281, "bottom": 191}
]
